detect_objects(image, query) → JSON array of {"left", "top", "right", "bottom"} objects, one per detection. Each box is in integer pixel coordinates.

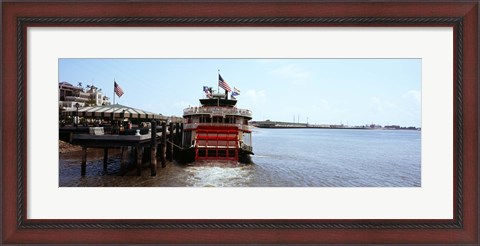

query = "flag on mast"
[
  {"left": 114, "top": 81, "right": 124, "bottom": 97},
  {"left": 203, "top": 86, "right": 212, "bottom": 98},
  {"left": 232, "top": 87, "right": 240, "bottom": 97},
  {"left": 218, "top": 74, "right": 232, "bottom": 92}
]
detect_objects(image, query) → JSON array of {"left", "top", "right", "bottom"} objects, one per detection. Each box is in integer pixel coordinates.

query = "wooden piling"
[
  {"left": 81, "top": 147, "right": 87, "bottom": 176},
  {"left": 120, "top": 147, "right": 126, "bottom": 174},
  {"left": 142, "top": 147, "right": 150, "bottom": 163},
  {"left": 150, "top": 120, "right": 157, "bottom": 176},
  {"left": 169, "top": 122, "right": 174, "bottom": 161},
  {"left": 103, "top": 147, "right": 108, "bottom": 173},
  {"left": 175, "top": 122, "right": 181, "bottom": 145},
  {"left": 173, "top": 122, "right": 180, "bottom": 158},
  {"left": 136, "top": 146, "right": 143, "bottom": 176},
  {"left": 180, "top": 123, "right": 184, "bottom": 146},
  {"left": 161, "top": 121, "right": 167, "bottom": 168}
]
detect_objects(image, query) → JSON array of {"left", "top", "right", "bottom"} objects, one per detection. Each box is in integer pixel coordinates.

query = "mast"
[{"left": 113, "top": 78, "right": 116, "bottom": 105}]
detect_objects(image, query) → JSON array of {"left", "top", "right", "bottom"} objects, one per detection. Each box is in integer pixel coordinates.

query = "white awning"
[{"left": 62, "top": 104, "right": 167, "bottom": 120}]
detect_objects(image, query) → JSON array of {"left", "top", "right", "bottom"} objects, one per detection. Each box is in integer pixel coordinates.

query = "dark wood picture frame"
[{"left": 2, "top": 1, "right": 478, "bottom": 244}]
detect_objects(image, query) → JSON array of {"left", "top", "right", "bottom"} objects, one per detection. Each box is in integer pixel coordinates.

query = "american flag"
[
  {"left": 218, "top": 74, "right": 231, "bottom": 92},
  {"left": 234, "top": 87, "right": 240, "bottom": 94},
  {"left": 114, "top": 81, "right": 124, "bottom": 97}
]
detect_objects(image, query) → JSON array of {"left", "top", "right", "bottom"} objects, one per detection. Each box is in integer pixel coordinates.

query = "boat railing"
[
  {"left": 184, "top": 122, "right": 251, "bottom": 131},
  {"left": 183, "top": 106, "right": 252, "bottom": 117},
  {"left": 241, "top": 144, "right": 253, "bottom": 152}
]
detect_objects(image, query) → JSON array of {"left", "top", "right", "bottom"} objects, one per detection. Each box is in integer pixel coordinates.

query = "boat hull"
[
  {"left": 238, "top": 149, "right": 254, "bottom": 164},
  {"left": 177, "top": 147, "right": 196, "bottom": 164},
  {"left": 178, "top": 147, "right": 253, "bottom": 164}
]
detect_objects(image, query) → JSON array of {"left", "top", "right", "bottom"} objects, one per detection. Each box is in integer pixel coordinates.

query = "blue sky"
[{"left": 59, "top": 59, "right": 421, "bottom": 127}]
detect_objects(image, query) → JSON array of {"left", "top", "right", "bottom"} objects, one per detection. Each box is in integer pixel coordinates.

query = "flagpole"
[
  {"left": 113, "top": 79, "right": 115, "bottom": 122},
  {"left": 113, "top": 78, "right": 116, "bottom": 105},
  {"left": 217, "top": 69, "right": 220, "bottom": 94}
]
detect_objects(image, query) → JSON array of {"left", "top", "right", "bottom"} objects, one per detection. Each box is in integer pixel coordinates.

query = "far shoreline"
[{"left": 253, "top": 126, "right": 421, "bottom": 130}]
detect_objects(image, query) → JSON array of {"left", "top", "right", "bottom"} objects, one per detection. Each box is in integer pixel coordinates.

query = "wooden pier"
[{"left": 69, "top": 121, "right": 184, "bottom": 176}]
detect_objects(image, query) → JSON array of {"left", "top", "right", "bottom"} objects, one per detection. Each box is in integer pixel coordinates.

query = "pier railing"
[{"left": 183, "top": 106, "right": 252, "bottom": 118}]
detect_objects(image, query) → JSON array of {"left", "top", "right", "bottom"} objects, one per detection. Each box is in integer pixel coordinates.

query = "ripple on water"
[
  {"left": 184, "top": 161, "right": 254, "bottom": 187},
  {"left": 60, "top": 129, "right": 421, "bottom": 187}
]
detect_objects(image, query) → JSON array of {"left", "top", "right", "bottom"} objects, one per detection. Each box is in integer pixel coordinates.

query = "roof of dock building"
[{"left": 62, "top": 104, "right": 168, "bottom": 120}]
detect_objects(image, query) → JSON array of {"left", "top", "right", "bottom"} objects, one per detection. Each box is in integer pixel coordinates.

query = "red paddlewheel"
[
  {"left": 194, "top": 125, "right": 240, "bottom": 161},
  {"left": 195, "top": 148, "right": 238, "bottom": 161}
]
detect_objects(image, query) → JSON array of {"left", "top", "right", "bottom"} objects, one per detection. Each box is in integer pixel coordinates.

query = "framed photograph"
[{"left": 2, "top": 1, "right": 478, "bottom": 244}]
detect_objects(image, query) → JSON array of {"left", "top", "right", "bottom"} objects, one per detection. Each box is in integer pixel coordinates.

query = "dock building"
[{"left": 59, "top": 82, "right": 111, "bottom": 112}]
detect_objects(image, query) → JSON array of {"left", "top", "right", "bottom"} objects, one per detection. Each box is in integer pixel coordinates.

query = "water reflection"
[
  {"left": 60, "top": 129, "right": 421, "bottom": 187},
  {"left": 59, "top": 150, "right": 254, "bottom": 187}
]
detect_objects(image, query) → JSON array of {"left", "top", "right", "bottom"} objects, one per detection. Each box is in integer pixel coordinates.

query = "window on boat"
[{"left": 225, "top": 116, "right": 235, "bottom": 124}]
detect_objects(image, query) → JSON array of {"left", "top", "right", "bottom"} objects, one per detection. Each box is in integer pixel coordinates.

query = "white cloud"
[
  {"left": 371, "top": 96, "right": 383, "bottom": 111},
  {"left": 271, "top": 64, "right": 311, "bottom": 85},
  {"left": 245, "top": 89, "right": 267, "bottom": 105},
  {"left": 370, "top": 96, "right": 396, "bottom": 112},
  {"left": 174, "top": 100, "right": 191, "bottom": 108},
  {"left": 314, "top": 99, "right": 330, "bottom": 111},
  {"left": 152, "top": 100, "right": 192, "bottom": 117},
  {"left": 403, "top": 90, "right": 421, "bottom": 103}
]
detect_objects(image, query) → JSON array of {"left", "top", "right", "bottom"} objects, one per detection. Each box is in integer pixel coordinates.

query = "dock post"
[
  {"left": 81, "top": 147, "right": 87, "bottom": 176},
  {"left": 180, "top": 123, "right": 184, "bottom": 146},
  {"left": 150, "top": 120, "right": 157, "bottom": 176},
  {"left": 136, "top": 145, "right": 143, "bottom": 176},
  {"left": 120, "top": 147, "right": 126, "bottom": 175},
  {"left": 142, "top": 147, "right": 150, "bottom": 163},
  {"left": 174, "top": 122, "right": 180, "bottom": 158},
  {"left": 169, "top": 122, "right": 174, "bottom": 161},
  {"left": 103, "top": 148, "right": 108, "bottom": 173},
  {"left": 175, "top": 122, "right": 181, "bottom": 145},
  {"left": 161, "top": 121, "right": 167, "bottom": 168}
]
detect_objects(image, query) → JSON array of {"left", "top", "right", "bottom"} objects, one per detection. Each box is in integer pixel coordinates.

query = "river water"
[{"left": 59, "top": 128, "right": 421, "bottom": 187}]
